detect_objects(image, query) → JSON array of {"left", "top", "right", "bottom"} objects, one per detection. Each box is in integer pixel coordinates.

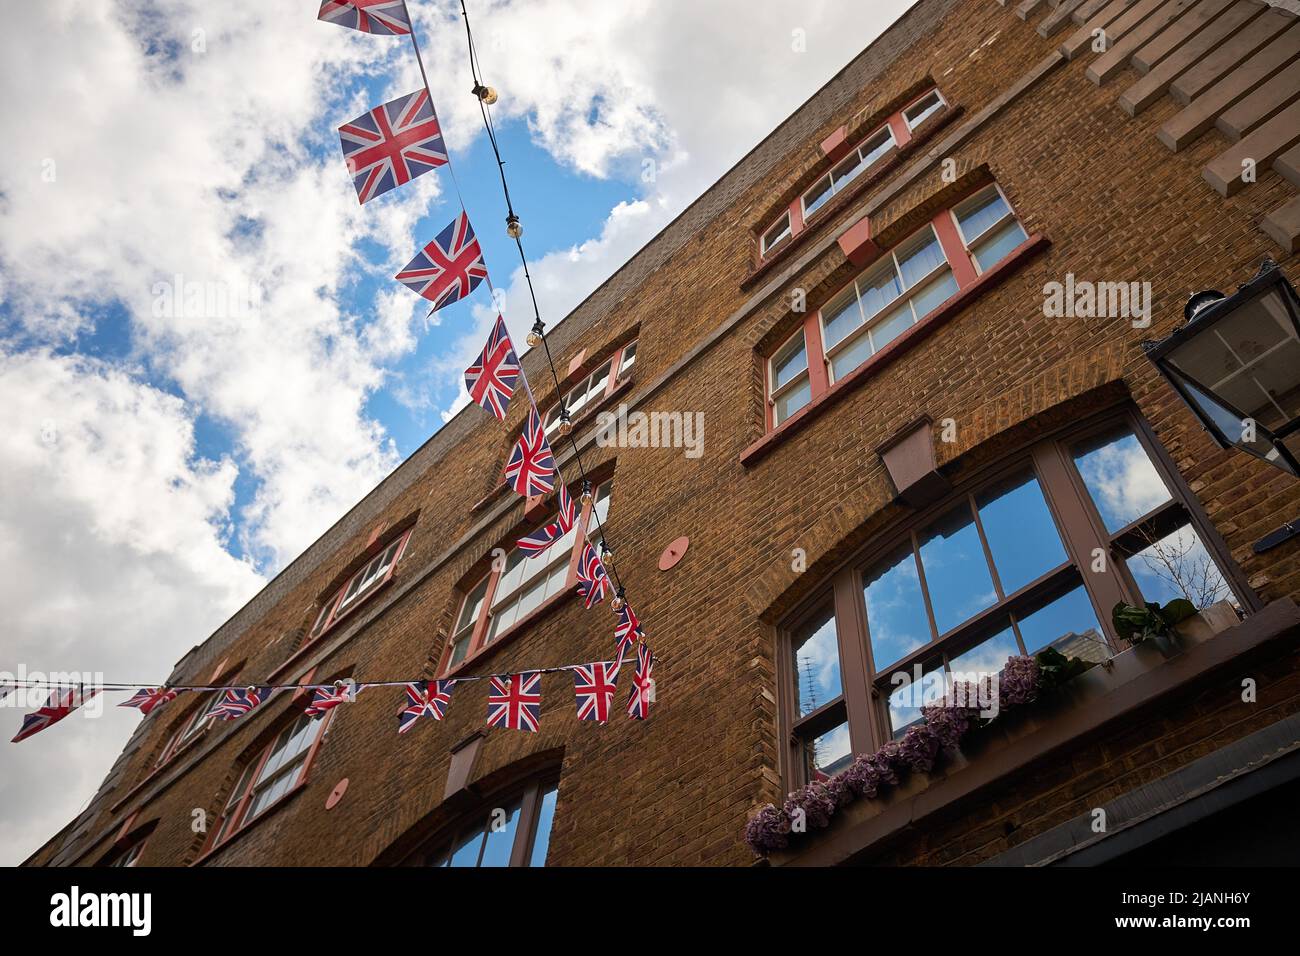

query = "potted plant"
[{"left": 1111, "top": 599, "right": 1197, "bottom": 656}]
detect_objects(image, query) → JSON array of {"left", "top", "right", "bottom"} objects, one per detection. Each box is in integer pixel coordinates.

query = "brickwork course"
[{"left": 26, "top": 0, "right": 1300, "bottom": 867}]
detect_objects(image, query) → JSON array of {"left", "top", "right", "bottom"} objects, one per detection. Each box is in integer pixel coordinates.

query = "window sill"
[
  {"left": 441, "top": 586, "right": 577, "bottom": 680},
  {"left": 740, "top": 233, "right": 1051, "bottom": 468},
  {"left": 190, "top": 778, "right": 308, "bottom": 867},
  {"left": 742, "top": 106, "right": 964, "bottom": 291},
  {"left": 767, "top": 597, "right": 1300, "bottom": 866}
]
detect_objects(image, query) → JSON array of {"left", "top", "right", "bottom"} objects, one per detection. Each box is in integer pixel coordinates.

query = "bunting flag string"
[
  {"left": 317, "top": 0, "right": 413, "bottom": 36},
  {"left": 627, "top": 644, "right": 654, "bottom": 721},
  {"left": 464, "top": 313, "right": 520, "bottom": 421},
  {"left": 394, "top": 210, "right": 489, "bottom": 312},
  {"left": 3, "top": 646, "right": 655, "bottom": 743},
  {"left": 517, "top": 482, "right": 575, "bottom": 554},
  {"left": 576, "top": 542, "right": 612, "bottom": 610},
  {"left": 337, "top": 89, "right": 448, "bottom": 205}
]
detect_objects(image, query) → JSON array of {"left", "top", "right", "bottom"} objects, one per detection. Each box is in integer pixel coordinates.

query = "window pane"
[
  {"left": 831, "top": 151, "right": 868, "bottom": 188},
  {"left": 774, "top": 374, "right": 811, "bottom": 424},
  {"left": 908, "top": 269, "right": 957, "bottom": 320},
  {"left": 971, "top": 219, "right": 1028, "bottom": 273},
  {"left": 867, "top": 303, "right": 914, "bottom": 354},
  {"left": 956, "top": 188, "right": 1010, "bottom": 243},
  {"left": 1017, "top": 585, "right": 1108, "bottom": 661},
  {"left": 905, "top": 92, "right": 943, "bottom": 128},
  {"left": 1072, "top": 427, "right": 1172, "bottom": 533},
  {"left": 857, "top": 263, "right": 902, "bottom": 323},
  {"left": 478, "top": 802, "right": 521, "bottom": 867},
  {"left": 864, "top": 544, "right": 932, "bottom": 670},
  {"left": 860, "top": 127, "right": 893, "bottom": 166},
  {"left": 896, "top": 228, "right": 946, "bottom": 289},
  {"left": 448, "top": 827, "right": 484, "bottom": 867},
  {"left": 975, "top": 471, "right": 1067, "bottom": 594},
  {"left": 803, "top": 720, "right": 852, "bottom": 781},
  {"left": 917, "top": 504, "right": 998, "bottom": 635},
  {"left": 1126, "top": 524, "right": 1231, "bottom": 609},
  {"left": 449, "top": 633, "right": 471, "bottom": 666},
  {"left": 822, "top": 291, "right": 862, "bottom": 351},
  {"left": 771, "top": 334, "right": 808, "bottom": 391},
  {"left": 792, "top": 604, "right": 841, "bottom": 716},
  {"left": 948, "top": 627, "right": 1019, "bottom": 680},
  {"left": 886, "top": 668, "right": 946, "bottom": 737},
  {"left": 529, "top": 786, "right": 559, "bottom": 867},
  {"left": 829, "top": 328, "right": 874, "bottom": 382},
  {"left": 762, "top": 214, "right": 790, "bottom": 253},
  {"left": 618, "top": 341, "right": 637, "bottom": 377},
  {"left": 804, "top": 176, "right": 833, "bottom": 216},
  {"left": 456, "top": 577, "right": 489, "bottom": 632}
]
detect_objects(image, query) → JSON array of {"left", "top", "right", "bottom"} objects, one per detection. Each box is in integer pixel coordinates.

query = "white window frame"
[
  {"left": 948, "top": 184, "right": 1027, "bottom": 275},
  {"left": 902, "top": 89, "right": 947, "bottom": 132},
  {"left": 768, "top": 328, "right": 812, "bottom": 426},
  {"left": 801, "top": 123, "right": 897, "bottom": 222},
  {"left": 544, "top": 343, "right": 637, "bottom": 436},
  {"left": 819, "top": 223, "right": 954, "bottom": 385},
  {"left": 761, "top": 211, "right": 793, "bottom": 257},
  {"left": 311, "top": 530, "right": 412, "bottom": 639}
]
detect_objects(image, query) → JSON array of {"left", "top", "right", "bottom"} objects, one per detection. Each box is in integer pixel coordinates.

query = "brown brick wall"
[{"left": 27, "top": 0, "right": 1300, "bottom": 867}]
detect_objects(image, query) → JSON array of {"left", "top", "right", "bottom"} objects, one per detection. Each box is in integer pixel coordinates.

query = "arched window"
[
  {"left": 407, "top": 775, "right": 560, "bottom": 868},
  {"left": 780, "top": 408, "right": 1247, "bottom": 787}
]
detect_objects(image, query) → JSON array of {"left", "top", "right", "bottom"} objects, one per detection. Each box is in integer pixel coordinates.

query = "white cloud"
[{"left": 0, "top": 350, "right": 264, "bottom": 865}]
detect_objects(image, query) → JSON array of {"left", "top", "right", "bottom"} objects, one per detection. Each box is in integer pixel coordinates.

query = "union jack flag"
[
  {"left": 505, "top": 408, "right": 556, "bottom": 497},
  {"left": 396, "top": 212, "right": 489, "bottom": 312},
  {"left": 305, "top": 680, "right": 358, "bottom": 719},
  {"left": 11, "top": 688, "right": 100, "bottom": 743},
  {"left": 517, "top": 484, "right": 576, "bottom": 555},
  {"left": 317, "top": 0, "right": 412, "bottom": 35},
  {"left": 398, "top": 680, "right": 453, "bottom": 733},
  {"left": 615, "top": 602, "right": 641, "bottom": 666},
  {"left": 465, "top": 314, "right": 519, "bottom": 421},
  {"left": 205, "top": 686, "right": 271, "bottom": 721},
  {"left": 487, "top": 672, "right": 542, "bottom": 732},
  {"left": 627, "top": 644, "right": 654, "bottom": 720},
  {"left": 572, "top": 661, "right": 621, "bottom": 723},
  {"left": 576, "top": 542, "right": 611, "bottom": 610},
  {"left": 118, "top": 687, "right": 178, "bottom": 717},
  {"left": 339, "top": 89, "right": 447, "bottom": 204}
]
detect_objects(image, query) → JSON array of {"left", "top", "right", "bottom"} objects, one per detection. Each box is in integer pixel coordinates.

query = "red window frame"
[
  {"left": 765, "top": 183, "right": 1029, "bottom": 431},
  {"left": 441, "top": 480, "right": 613, "bottom": 674},
  {"left": 759, "top": 88, "right": 947, "bottom": 259},
  {"left": 308, "top": 527, "right": 413, "bottom": 642},
  {"left": 542, "top": 340, "right": 637, "bottom": 437},
  {"left": 202, "top": 709, "right": 334, "bottom": 855}
]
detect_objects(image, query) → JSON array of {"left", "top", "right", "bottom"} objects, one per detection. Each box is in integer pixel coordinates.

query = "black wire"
[{"left": 458, "top": 0, "right": 628, "bottom": 598}]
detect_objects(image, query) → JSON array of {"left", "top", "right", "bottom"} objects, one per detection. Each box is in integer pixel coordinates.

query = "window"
[
  {"left": 764, "top": 184, "right": 1030, "bottom": 431},
  {"left": 413, "top": 776, "right": 560, "bottom": 867},
  {"left": 756, "top": 89, "right": 947, "bottom": 258},
  {"left": 543, "top": 341, "right": 637, "bottom": 436},
  {"left": 310, "top": 529, "right": 412, "bottom": 640},
  {"left": 762, "top": 212, "right": 793, "bottom": 257},
  {"left": 769, "top": 330, "right": 812, "bottom": 426},
  {"left": 155, "top": 689, "right": 221, "bottom": 767},
  {"left": 206, "top": 712, "right": 331, "bottom": 852},
  {"left": 903, "top": 89, "right": 946, "bottom": 131},
  {"left": 445, "top": 481, "right": 613, "bottom": 670},
  {"left": 803, "top": 126, "right": 896, "bottom": 221},
  {"left": 781, "top": 411, "right": 1243, "bottom": 783},
  {"left": 820, "top": 225, "right": 956, "bottom": 383},
  {"left": 952, "top": 186, "right": 1028, "bottom": 275}
]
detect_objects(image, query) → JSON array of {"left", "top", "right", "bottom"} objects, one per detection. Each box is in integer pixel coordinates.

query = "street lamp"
[{"left": 1142, "top": 259, "right": 1300, "bottom": 552}]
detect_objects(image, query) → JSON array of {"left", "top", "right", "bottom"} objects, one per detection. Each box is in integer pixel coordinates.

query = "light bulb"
[
  {"left": 580, "top": 481, "right": 593, "bottom": 507},
  {"left": 526, "top": 319, "right": 545, "bottom": 347},
  {"left": 600, "top": 546, "right": 614, "bottom": 569},
  {"left": 473, "top": 84, "right": 499, "bottom": 106},
  {"left": 506, "top": 214, "right": 523, "bottom": 239},
  {"left": 610, "top": 593, "right": 625, "bottom": 612},
  {"left": 557, "top": 411, "right": 573, "bottom": 437}
]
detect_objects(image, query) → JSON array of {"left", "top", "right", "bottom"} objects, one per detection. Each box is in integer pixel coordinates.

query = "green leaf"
[{"left": 1159, "top": 598, "right": 1197, "bottom": 627}]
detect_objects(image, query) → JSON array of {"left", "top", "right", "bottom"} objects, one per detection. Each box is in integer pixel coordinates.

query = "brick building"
[{"left": 26, "top": 0, "right": 1300, "bottom": 867}]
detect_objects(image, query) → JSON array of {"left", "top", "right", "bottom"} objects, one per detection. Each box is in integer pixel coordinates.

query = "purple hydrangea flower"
[
  {"left": 743, "top": 803, "right": 791, "bottom": 856},
  {"left": 898, "top": 723, "right": 942, "bottom": 774},
  {"left": 840, "top": 753, "right": 886, "bottom": 800},
  {"left": 783, "top": 781, "right": 836, "bottom": 830},
  {"left": 921, "top": 697, "right": 973, "bottom": 749},
  {"left": 872, "top": 740, "right": 905, "bottom": 786},
  {"left": 999, "top": 655, "right": 1040, "bottom": 709}
]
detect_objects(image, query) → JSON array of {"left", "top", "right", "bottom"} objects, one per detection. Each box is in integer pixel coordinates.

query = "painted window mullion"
[{"left": 929, "top": 210, "right": 978, "bottom": 289}]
